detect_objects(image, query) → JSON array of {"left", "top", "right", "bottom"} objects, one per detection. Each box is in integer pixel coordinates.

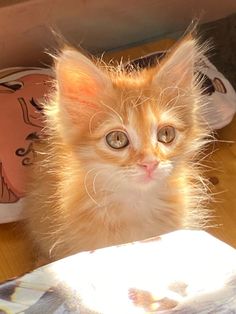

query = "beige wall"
[{"left": 0, "top": 0, "right": 236, "bottom": 67}]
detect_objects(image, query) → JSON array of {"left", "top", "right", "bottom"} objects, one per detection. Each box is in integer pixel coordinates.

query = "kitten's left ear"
[
  {"left": 56, "top": 48, "right": 111, "bottom": 119},
  {"left": 154, "top": 35, "right": 203, "bottom": 87}
]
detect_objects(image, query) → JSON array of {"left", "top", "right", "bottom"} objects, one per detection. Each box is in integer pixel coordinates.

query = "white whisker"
[
  {"left": 84, "top": 168, "right": 101, "bottom": 207},
  {"left": 100, "top": 100, "right": 124, "bottom": 124},
  {"left": 92, "top": 170, "right": 104, "bottom": 194},
  {"left": 89, "top": 110, "right": 104, "bottom": 135}
]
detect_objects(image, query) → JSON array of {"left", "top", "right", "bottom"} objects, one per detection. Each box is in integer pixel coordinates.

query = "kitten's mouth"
[{"left": 139, "top": 173, "right": 156, "bottom": 183}]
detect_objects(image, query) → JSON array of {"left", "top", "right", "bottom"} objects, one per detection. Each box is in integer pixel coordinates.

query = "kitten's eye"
[
  {"left": 157, "top": 126, "right": 175, "bottom": 144},
  {"left": 106, "top": 131, "right": 129, "bottom": 149}
]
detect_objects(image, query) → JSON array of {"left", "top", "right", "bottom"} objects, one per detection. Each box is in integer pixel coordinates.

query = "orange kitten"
[{"left": 24, "top": 35, "right": 211, "bottom": 261}]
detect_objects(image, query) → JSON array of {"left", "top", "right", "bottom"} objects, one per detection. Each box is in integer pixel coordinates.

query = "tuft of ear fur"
[
  {"left": 55, "top": 48, "right": 111, "bottom": 125},
  {"left": 154, "top": 35, "right": 205, "bottom": 88}
]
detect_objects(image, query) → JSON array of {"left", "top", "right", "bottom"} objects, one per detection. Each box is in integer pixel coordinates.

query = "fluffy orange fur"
[{"left": 24, "top": 35, "right": 212, "bottom": 261}]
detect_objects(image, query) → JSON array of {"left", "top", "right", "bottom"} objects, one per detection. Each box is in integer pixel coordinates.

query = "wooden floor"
[
  {"left": 0, "top": 39, "right": 235, "bottom": 283},
  {"left": 207, "top": 119, "right": 236, "bottom": 247}
]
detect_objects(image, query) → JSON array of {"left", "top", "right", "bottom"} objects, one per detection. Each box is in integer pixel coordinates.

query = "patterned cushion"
[{"left": 0, "top": 67, "right": 53, "bottom": 223}]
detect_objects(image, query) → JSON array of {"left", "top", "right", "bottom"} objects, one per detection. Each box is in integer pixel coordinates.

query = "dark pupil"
[{"left": 165, "top": 129, "right": 169, "bottom": 139}]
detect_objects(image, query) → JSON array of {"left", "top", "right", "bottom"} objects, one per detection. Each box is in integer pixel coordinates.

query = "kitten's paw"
[
  {"left": 128, "top": 288, "right": 178, "bottom": 312},
  {"left": 129, "top": 288, "right": 154, "bottom": 309}
]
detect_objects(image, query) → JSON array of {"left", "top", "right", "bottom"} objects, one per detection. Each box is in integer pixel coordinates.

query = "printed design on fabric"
[
  {"left": 213, "top": 78, "right": 227, "bottom": 94},
  {"left": 0, "top": 68, "right": 53, "bottom": 203},
  {"left": 197, "top": 72, "right": 227, "bottom": 95}
]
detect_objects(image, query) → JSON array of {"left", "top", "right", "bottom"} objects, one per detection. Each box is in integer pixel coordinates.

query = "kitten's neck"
[{"left": 88, "top": 180, "right": 178, "bottom": 218}]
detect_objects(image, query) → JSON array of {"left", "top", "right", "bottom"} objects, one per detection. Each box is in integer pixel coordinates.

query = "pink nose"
[{"left": 137, "top": 160, "right": 158, "bottom": 175}]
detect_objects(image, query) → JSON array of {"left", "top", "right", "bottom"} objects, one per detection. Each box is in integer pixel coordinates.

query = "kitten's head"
[{"left": 50, "top": 36, "right": 209, "bottom": 193}]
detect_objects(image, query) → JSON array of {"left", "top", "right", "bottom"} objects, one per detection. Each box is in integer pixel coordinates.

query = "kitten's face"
[
  {"left": 55, "top": 37, "right": 207, "bottom": 192},
  {"left": 83, "top": 116, "right": 177, "bottom": 188},
  {"left": 75, "top": 84, "right": 200, "bottom": 192}
]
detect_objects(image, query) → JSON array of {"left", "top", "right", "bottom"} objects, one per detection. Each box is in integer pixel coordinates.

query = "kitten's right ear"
[
  {"left": 56, "top": 48, "right": 111, "bottom": 123},
  {"left": 153, "top": 35, "right": 204, "bottom": 88}
]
